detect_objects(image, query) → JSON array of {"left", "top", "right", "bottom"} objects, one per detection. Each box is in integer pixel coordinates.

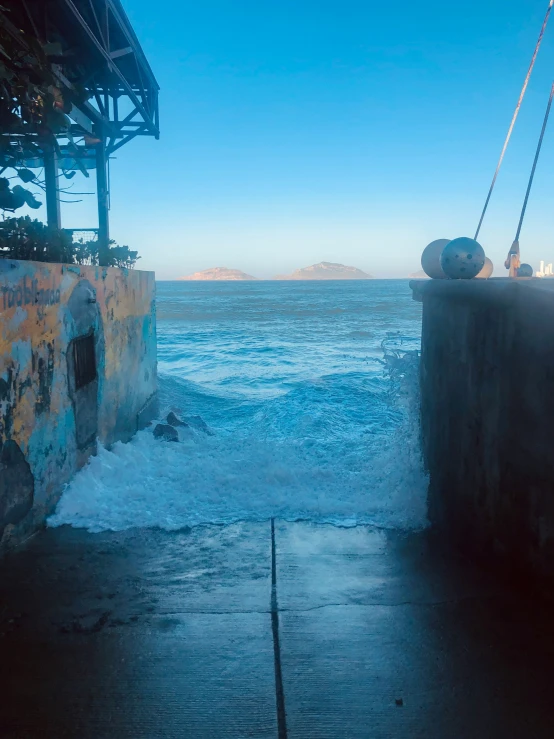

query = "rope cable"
[
  {"left": 514, "top": 81, "right": 554, "bottom": 243},
  {"left": 474, "top": 0, "right": 554, "bottom": 240}
]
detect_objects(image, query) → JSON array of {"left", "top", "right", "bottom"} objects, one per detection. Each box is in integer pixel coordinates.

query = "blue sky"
[{"left": 42, "top": 1, "right": 554, "bottom": 277}]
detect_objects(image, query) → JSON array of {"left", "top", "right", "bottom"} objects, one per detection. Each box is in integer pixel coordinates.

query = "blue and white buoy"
[{"left": 440, "top": 237, "right": 486, "bottom": 279}]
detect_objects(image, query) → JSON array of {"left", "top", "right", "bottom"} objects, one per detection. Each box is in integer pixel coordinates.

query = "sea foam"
[{"left": 48, "top": 281, "right": 429, "bottom": 533}]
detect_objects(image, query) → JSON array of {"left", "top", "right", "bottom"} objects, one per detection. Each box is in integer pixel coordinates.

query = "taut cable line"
[
  {"left": 474, "top": 0, "right": 554, "bottom": 241},
  {"left": 505, "top": 81, "right": 554, "bottom": 276}
]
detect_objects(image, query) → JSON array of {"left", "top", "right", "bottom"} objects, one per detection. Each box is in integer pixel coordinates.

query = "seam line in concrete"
[{"left": 271, "top": 518, "right": 288, "bottom": 739}]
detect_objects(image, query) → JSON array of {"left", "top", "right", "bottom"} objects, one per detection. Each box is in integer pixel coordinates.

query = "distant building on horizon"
[{"left": 536, "top": 261, "right": 554, "bottom": 278}]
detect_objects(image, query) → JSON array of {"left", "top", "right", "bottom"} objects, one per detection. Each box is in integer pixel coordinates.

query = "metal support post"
[
  {"left": 96, "top": 129, "right": 110, "bottom": 266},
  {"left": 44, "top": 145, "right": 61, "bottom": 230}
]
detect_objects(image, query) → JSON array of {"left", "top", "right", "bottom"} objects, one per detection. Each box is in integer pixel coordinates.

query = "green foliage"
[
  {"left": 0, "top": 216, "right": 74, "bottom": 262},
  {"left": 0, "top": 217, "right": 140, "bottom": 268},
  {"left": 0, "top": 177, "right": 41, "bottom": 211},
  {"left": 73, "top": 238, "right": 140, "bottom": 269}
]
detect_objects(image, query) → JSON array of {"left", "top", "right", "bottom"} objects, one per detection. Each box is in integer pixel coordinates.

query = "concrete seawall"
[
  {"left": 0, "top": 260, "right": 158, "bottom": 548},
  {"left": 411, "top": 278, "right": 554, "bottom": 583}
]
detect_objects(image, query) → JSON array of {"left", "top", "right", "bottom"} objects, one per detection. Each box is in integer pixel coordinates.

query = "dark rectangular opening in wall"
[{"left": 73, "top": 334, "right": 97, "bottom": 390}]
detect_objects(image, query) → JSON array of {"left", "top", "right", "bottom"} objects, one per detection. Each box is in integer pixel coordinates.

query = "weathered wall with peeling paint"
[{"left": 0, "top": 259, "right": 157, "bottom": 548}]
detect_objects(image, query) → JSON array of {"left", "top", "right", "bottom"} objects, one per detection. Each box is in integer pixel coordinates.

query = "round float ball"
[
  {"left": 518, "top": 263, "right": 534, "bottom": 278},
  {"left": 440, "top": 237, "right": 486, "bottom": 279},
  {"left": 421, "top": 239, "right": 451, "bottom": 279},
  {"left": 475, "top": 257, "right": 494, "bottom": 279}
]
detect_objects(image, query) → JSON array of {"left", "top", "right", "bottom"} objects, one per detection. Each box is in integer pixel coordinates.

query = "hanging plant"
[
  {"left": 0, "top": 11, "right": 88, "bottom": 200},
  {"left": 0, "top": 177, "right": 40, "bottom": 210}
]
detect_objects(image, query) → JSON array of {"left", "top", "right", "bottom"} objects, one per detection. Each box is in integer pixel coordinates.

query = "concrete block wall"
[
  {"left": 411, "top": 278, "right": 554, "bottom": 583},
  {"left": 0, "top": 260, "right": 157, "bottom": 548}
]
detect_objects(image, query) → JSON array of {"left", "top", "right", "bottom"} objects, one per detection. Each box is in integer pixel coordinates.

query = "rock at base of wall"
[
  {"left": 166, "top": 411, "right": 214, "bottom": 436},
  {"left": 153, "top": 424, "right": 180, "bottom": 442},
  {"left": 166, "top": 412, "right": 188, "bottom": 428},
  {"left": 184, "top": 415, "right": 214, "bottom": 436}
]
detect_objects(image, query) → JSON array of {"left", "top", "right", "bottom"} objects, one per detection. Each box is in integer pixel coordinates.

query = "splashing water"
[{"left": 49, "top": 280, "right": 428, "bottom": 533}]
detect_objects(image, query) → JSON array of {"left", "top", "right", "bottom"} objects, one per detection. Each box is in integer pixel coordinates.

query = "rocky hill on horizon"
[
  {"left": 178, "top": 267, "right": 259, "bottom": 281},
  {"left": 275, "top": 261, "right": 373, "bottom": 280}
]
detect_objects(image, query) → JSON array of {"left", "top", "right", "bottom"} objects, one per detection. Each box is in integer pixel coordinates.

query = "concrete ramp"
[{"left": 0, "top": 522, "right": 553, "bottom": 737}]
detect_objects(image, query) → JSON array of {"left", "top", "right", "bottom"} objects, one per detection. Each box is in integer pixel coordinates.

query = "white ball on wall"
[
  {"left": 518, "top": 263, "right": 534, "bottom": 278},
  {"left": 421, "top": 239, "right": 451, "bottom": 279},
  {"left": 475, "top": 257, "right": 493, "bottom": 279},
  {"left": 440, "top": 237, "right": 486, "bottom": 279}
]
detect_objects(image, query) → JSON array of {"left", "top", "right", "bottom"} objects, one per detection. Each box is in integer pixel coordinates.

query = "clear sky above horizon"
[{"left": 36, "top": 1, "right": 554, "bottom": 277}]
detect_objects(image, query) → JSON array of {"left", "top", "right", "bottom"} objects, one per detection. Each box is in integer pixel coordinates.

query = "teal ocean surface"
[{"left": 50, "top": 280, "right": 429, "bottom": 532}]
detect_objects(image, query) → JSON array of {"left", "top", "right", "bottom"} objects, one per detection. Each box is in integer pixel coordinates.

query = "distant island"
[
  {"left": 178, "top": 267, "right": 259, "bottom": 281},
  {"left": 408, "top": 269, "right": 429, "bottom": 279},
  {"left": 275, "top": 262, "right": 374, "bottom": 280},
  {"left": 177, "top": 262, "right": 375, "bottom": 280}
]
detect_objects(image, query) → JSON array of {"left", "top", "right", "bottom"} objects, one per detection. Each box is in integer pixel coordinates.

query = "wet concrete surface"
[{"left": 0, "top": 521, "right": 553, "bottom": 737}]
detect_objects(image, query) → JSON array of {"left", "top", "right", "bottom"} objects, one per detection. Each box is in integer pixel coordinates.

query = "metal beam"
[
  {"left": 67, "top": 108, "right": 94, "bottom": 135},
  {"left": 110, "top": 47, "right": 132, "bottom": 60},
  {"left": 44, "top": 146, "right": 61, "bottom": 230},
  {"left": 87, "top": 0, "right": 108, "bottom": 49},
  {"left": 52, "top": 68, "right": 109, "bottom": 133},
  {"left": 95, "top": 131, "right": 110, "bottom": 265},
  {"left": 106, "top": 128, "right": 143, "bottom": 155},
  {"left": 61, "top": 0, "right": 158, "bottom": 136},
  {"left": 93, "top": 90, "right": 107, "bottom": 118},
  {"left": 106, "top": 0, "right": 159, "bottom": 90}
]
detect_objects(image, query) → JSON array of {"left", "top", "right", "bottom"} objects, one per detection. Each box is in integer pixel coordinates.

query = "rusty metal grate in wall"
[{"left": 73, "top": 334, "right": 97, "bottom": 390}]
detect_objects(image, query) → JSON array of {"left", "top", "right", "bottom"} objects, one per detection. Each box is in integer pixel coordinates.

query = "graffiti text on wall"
[{"left": 1, "top": 277, "right": 61, "bottom": 310}]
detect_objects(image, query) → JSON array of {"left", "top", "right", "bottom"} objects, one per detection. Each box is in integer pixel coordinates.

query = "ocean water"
[{"left": 49, "top": 280, "right": 429, "bottom": 533}]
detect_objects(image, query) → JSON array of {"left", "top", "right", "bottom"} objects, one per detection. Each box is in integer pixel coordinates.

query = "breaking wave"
[{"left": 49, "top": 281, "right": 429, "bottom": 533}]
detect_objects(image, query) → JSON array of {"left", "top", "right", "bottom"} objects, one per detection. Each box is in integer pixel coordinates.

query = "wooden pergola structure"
[{"left": 0, "top": 0, "right": 160, "bottom": 263}]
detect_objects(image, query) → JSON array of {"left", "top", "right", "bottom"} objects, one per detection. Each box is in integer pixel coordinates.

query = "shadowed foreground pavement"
[{"left": 1, "top": 521, "right": 554, "bottom": 738}]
